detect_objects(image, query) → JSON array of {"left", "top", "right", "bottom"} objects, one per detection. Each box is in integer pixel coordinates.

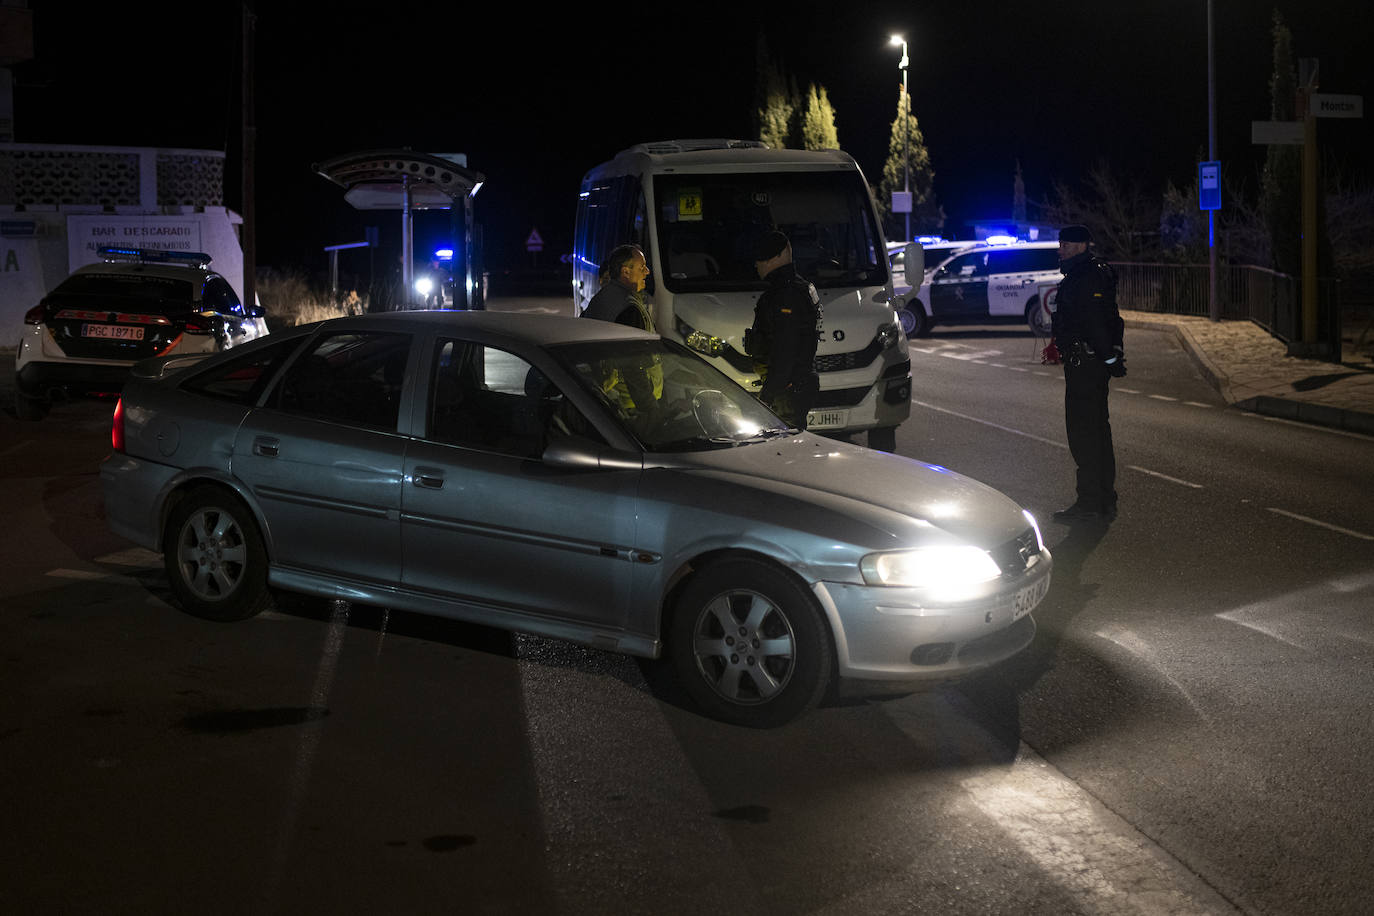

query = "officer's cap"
[
  {"left": 1059, "top": 224, "right": 1092, "bottom": 244},
  {"left": 753, "top": 230, "right": 790, "bottom": 262}
]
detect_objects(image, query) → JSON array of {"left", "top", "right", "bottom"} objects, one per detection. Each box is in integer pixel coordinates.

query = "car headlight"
[
  {"left": 415, "top": 277, "right": 434, "bottom": 296},
  {"left": 877, "top": 320, "right": 901, "bottom": 349},
  {"left": 860, "top": 546, "right": 1001, "bottom": 588},
  {"left": 675, "top": 317, "right": 727, "bottom": 357}
]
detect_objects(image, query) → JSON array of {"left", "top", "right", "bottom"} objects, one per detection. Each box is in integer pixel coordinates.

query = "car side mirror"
[
  {"left": 902, "top": 242, "right": 925, "bottom": 282},
  {"left": 542, "top": 435, "right": 642, "bottom": 471}
]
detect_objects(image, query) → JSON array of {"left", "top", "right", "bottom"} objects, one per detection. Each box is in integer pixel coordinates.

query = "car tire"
[
  {"left": 867, "top": 426, "right": 898, "bottom": 453},
  {"left": 669, "top": 558, "right": 832, "bottom": 728},
  {"left": 896, "top": 305, "right": 919, "bottom": 337},
  {"left": 1026, "top": 297, "right": 1053, "bottom": 336},
  {"left": 907, "top": 300, "right": 932, "bottom": 338},
  {"left": 14, "top": 388, "right": 50, "bottom": 421},
  {"left": 163, "top": 486, "right": 271, "bottom": 622}
]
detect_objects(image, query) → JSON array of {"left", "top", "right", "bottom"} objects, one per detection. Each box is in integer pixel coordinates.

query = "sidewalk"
[{"left": 1123, "top": 310, "right": 1374, "bottom": 436}]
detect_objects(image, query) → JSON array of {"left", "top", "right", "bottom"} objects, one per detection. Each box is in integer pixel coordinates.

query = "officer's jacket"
[
  {"left": 1052, "top": 252, "right": 1123, "bottom": 358},
  {"left": 750, "top": 263, "right": 821, "bottom": 401}
]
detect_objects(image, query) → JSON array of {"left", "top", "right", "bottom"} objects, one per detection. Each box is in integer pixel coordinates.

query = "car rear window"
[
  {"left": 182, "top": 337, "right": 303, "bottom": 405},
  {"left": 53, "top": 273, "right": 195, "bottom": 301}
]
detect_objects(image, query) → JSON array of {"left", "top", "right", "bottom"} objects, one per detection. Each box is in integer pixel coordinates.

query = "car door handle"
[
  {"left": 253, "top": 436, "right": 280, "bottom": 457},
  {"left": 412, "top": 466, "right": 445, "bottom": 489}
]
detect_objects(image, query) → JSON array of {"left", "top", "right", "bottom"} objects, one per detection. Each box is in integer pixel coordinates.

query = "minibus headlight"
[{"left": 676, "top": 317, "right": 727, "bottom": 357}]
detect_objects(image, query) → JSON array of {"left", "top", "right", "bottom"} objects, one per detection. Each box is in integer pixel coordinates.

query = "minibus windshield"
[{"left": 653, "top": 170, "right": 886, "bottom": 292}]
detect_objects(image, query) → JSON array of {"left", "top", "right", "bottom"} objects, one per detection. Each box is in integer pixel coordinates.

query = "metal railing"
[{"left": 1114, "top": 262, "right": 1342, "bottom": 352}]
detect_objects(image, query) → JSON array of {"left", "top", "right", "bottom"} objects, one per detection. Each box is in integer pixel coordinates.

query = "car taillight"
[
  {"left": 23, "top": 304, "right": 45, "bottom": 324},
  {"left": 185, "top": 313, "right": 215, "bottom": 334},
  {"left": 111, "top": 398, "right": 126, "bottom": 452}
]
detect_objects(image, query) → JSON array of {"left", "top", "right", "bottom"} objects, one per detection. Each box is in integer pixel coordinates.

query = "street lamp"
[{"left": 890, "top": 34, "right": 911, "bottom": 241}]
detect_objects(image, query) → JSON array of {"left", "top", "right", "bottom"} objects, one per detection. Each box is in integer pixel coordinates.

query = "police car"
[
  {"left": 15, "top": 247, "right": 268, "bottom": 420},
  {"left": 890, "top": 238, "right": 1061, "bottom": 337}
]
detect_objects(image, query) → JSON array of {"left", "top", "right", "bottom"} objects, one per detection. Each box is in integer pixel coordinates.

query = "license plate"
[
  {"left": 83, "top": 324, "right": 144, "bottom": 341},
  {"left": 806, "top": 410, "right": 845, "bottom": 430},
  {"left": 1011, "top": 574, "right": 1051, "bottom": 621}
]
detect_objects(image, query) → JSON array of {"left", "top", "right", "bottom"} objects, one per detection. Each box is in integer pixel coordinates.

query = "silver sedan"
[{"left": 100, "top": 311, "right": 1049, "bottom": 727}]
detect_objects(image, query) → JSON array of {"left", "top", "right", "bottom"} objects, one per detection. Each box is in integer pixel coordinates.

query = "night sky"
[{"left": 11, "top": 1, "right": 1372, "bottom": 276}]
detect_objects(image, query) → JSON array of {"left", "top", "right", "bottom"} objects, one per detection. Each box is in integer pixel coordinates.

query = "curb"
[{"left": 1124, "top": 316, "right": 1374, "bottom": 436}]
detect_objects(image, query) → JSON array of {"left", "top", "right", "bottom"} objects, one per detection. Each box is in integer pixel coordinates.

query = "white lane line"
[
  {"left": 882, "top": 696, "right": 1236, "bottom": 915},
  {"left": 1126, "top": 465, "right": 1204, "bottom": 489},
  {"left": 1183, "top": 401, "right": 1214, "bottom": 408},
  {"left": 1148, "top": 394, "right": 1179, "bottom": 402},
  {"left": 94, "top": 547, "right": 163, "bottom": 567},
  {"left": 46, "top": 568, "right": 109, "bottom": 580},
  {"left": 1265, "top": 507, "right": 1374, "bottom": 541},
  {"left": 1241, "top": 411, "right": 1374, "bottom": 441},
  {"left": 1216, "top": 609, "right": 1312, "bottom": 651},
  {"left": 912, "top": 399, "right": 1065, "bottom": 448},
  {"left": 1096, "top": 625, "right": 1213, "bottom": 725},
  {"left": 1116, "top": 387, "right": 1141, "bottom": 394}
]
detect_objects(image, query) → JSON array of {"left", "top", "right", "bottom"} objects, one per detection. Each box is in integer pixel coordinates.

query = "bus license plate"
[
  {"left": 806, "top": 410, "right": 845, "bottom": 430},
  {"left": 1011, "top": 574, "right": 1050, "bottom": 621},
  {"left": 83, "top": 324, "right": 144, "bottom": 341}
]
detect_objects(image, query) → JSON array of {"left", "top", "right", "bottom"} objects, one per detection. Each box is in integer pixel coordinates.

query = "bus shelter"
[{"left": 315, "top": 149, "right": 485, "bottom": 309}]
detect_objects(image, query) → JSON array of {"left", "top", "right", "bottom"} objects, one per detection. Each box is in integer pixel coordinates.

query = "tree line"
[{"left": 753, "top": 16, "right": 1372, "bottom": 283}]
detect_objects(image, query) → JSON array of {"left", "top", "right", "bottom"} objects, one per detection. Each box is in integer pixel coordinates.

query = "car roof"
[
  {"left": 69, "top": 261, "right": 212, "bottom": 282},
  {"left": 313, "top": 310, "right": 657, "bottom": 348}
]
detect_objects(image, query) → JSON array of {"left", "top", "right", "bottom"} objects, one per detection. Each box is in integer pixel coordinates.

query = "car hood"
[{"left": 665, "top": 434, "right": 1032, "bottom": 547}]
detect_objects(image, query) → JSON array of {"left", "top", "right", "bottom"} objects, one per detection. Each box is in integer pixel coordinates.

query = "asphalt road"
[{"left": 2, "top": 312, "right": 1372, "bottom": 915}]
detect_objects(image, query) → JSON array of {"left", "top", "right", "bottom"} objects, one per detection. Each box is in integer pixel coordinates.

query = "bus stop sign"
[{"left": 1198, "top": 161, "right": 1221, "bottom": 211}]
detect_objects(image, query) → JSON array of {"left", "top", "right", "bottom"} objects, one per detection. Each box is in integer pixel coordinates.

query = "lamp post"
[{"left": 890, "top": 34, "right": 910, "bottom": 242}]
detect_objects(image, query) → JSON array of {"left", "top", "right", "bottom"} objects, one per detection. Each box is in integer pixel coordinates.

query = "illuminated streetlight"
[{"left": 890, "top": 34, "right": 911, "bottom": 241}]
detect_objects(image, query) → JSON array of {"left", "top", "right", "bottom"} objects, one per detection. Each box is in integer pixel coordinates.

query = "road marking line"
[
  {"left": 1126, "top": 465, "right": 1204, "bottom": 488},
  {"left": 1116, "top": 387, "right": 1141, "bottom": 394},
  {"left": 1265, "top": 508, "right": 1374, "bottom": 541},
  {"left": 46, "top": 568, "right": 109, "bottom": 580},
  {"left": 94, "top": 547, "right": 162, "bottom": 567},
  {"left": 1215, "top": 610, "right": 1312, "bottom": 651},
  {"left": 882, "top": 696, "right": 1236, "bottom": 914},
  {"left": 1241, "top": 411, "right": 1374, "bottom": 441},
  {"left": 912, "top": 400, "right": 1065, "bottom": 448},
  {"left": 1148, "top": 394, "right": 1179, "bottom": 402},
  {"left": 1183, "top": 401, "right": 1214, "bottom": 408}
]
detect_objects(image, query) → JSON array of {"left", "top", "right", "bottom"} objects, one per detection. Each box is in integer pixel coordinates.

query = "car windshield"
[
  {"left": 551, "top": 338, "right": 793, "bottom": 452},
  {"left": 653, "top": 170, "right": 886, "bottom": 293},
  {"left": 52, "top": 273, "right": 195, "bottom": 302}
]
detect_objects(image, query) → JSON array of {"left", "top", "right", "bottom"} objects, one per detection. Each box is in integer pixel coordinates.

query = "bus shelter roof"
[{"left": 314, "top": 149, "right": 485, "bottom": 210}]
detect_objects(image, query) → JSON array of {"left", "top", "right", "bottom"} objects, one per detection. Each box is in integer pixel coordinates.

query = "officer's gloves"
[
  {"left": 1105, "top": 346, "right": 1127, "bottom": 377},
  {"left": 1041, "top": 341, "right": 1062, "bottom": 365}
]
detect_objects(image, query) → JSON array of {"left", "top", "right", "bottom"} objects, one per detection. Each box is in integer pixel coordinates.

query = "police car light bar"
[{"left": 98, "top": 246, "right": 214, "bottom": 268}]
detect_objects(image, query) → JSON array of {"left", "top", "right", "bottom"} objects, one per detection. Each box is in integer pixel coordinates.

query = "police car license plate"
[
  {"left": 1011, "top": 574, "right": 1050, "bottom": 621},
  {"left": 806, "top": 409, "right": 845, "bottom": 430},
  {"left": 83, "top": 324, "right": 144, "bottom": 341}
]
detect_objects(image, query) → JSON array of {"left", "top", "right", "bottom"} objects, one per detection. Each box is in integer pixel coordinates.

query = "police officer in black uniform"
[
  {"left": 747, "top": 230, "right": 822, "bottom": 429},
  {"left": 1050, "top": 224, "right": 1125, "bottom": 521}
]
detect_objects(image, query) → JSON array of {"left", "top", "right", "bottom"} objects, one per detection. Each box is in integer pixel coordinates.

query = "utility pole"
[
  {"left": 1298, "top": 58, "right": 1319, "bottom": 346},
  {"left": 1207, "top": 0, "right": 1219, "bottom": 321},
  {"left": 241, "top": 3, "right": 256, "bottom": 315}
]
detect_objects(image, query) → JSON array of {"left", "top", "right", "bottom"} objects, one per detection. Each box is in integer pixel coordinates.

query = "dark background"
[{"left": 11, "top": 1, "right": 1372, "bottom": 277}]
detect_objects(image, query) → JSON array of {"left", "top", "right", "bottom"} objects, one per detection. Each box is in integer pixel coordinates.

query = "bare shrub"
[{"left": 254, "top": 268, "right": 363, "bottom": 329}]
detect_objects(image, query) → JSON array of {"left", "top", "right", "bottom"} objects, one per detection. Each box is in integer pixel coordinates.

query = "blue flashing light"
[
  {"left": 433, "top": 248, "right": 454, "bottom": 260},
  {"left": 916, "top": 235, "right": 946, "bottom": 245},
  {"left": 98, "top": 246, "right": 213, "bottom": 267},
  {"left": 983, "top": 234, "right": 1018, "bottom": 246}
]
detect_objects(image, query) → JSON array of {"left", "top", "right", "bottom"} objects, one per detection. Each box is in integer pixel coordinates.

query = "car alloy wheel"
[
  {"left": 670, "top": 559, "right": 831, "bottom": 727},
  {"left": 163, "top": 486, "right": 271, "bottom": 622}
]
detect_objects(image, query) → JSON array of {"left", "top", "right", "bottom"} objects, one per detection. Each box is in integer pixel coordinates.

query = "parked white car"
[{"left": 890, "top": 239, "right": 1061, "bottom": 337}]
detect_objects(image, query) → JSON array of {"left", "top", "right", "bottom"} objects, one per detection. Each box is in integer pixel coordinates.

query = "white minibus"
[{"left": 573, "top": 140, "right": 911, "bottom": 450}]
